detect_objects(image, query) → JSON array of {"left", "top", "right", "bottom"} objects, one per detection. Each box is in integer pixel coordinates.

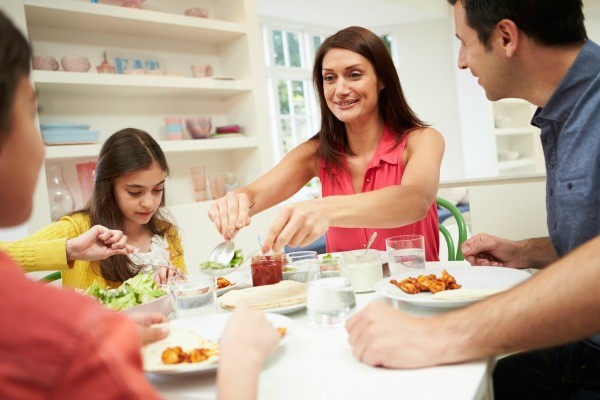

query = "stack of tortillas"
[{"left": 219, "top": 280, "right": 306, "bottom": 310}]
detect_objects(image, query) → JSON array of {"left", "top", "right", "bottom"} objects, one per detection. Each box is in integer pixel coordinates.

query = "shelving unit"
[
  {"left": 490, "top": 98, "right": 544, "bottom": 175},
  {"left": 4, "top": 0, "right": 277, "bottom": 266}
]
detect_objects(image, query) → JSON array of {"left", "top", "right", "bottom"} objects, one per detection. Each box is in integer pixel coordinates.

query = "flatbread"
[
  {"left": 219, "top": 280, "right": 306, "bottom": 310},
  {"left": 431, "top": 287, "right": 508, "bottom": 300},
  {"left": 141, "top": 324, "right": 219, "bottom": 372}
]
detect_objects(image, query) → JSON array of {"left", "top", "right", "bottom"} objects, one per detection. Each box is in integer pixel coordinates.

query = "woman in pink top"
[{"left": 209, "top": 26, "right": 444, "bottom": 258}]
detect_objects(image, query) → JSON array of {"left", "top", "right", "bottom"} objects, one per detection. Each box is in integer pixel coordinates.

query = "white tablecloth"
[{"left": 151, "top": 261, "right": 493, "bottom": 400}]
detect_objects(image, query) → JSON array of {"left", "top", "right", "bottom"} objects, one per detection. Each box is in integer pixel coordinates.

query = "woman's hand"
[
  {"left": 208, "top": 191, "right": 253, "bottom": 240},
  {"left": 66, "top": 225, "right": 134, "bottom": 262},
  {"left": 261, "top": 199, "right": 330, "bottom": 253}
]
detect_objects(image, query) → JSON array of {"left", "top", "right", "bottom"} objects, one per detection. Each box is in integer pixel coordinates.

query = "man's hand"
[
  {"left": 128, "top": 312, "right": 169, "bottom": 345},
  {"left": 461, "top": 233, "right": 524, "bottom": 268}
]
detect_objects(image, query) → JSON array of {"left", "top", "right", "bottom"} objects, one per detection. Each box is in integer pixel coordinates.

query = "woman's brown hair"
[
  {"left": 312, "top": 26, "right": 427, "bottom": 171},
  {"left": 80, "top": 128, "right": 180, "bottom": 283}
]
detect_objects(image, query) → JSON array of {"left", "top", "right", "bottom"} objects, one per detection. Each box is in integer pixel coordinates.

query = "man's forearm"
[
  {"left": 437, "top": 236, "right": 600, "bottom": 363},
  {"left": 517, "top": 237, "right": 559, "bottom": 268}
]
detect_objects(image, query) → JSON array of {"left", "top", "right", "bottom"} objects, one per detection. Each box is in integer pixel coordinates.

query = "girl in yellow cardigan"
[{"left": 1, "top": 128, "right": 186, "bottom": 290}]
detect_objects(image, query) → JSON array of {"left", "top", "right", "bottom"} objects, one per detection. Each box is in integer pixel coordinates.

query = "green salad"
[
  {"left": 199, "top": 249, "right": 244, "bottom": 271},
  {"left": 85, "top": 273, "right": 166, "bottom": 311}
]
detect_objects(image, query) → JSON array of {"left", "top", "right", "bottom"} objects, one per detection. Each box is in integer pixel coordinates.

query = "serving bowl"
[{"left": 121, "top": 294, "right": 173, "bottom": 317}]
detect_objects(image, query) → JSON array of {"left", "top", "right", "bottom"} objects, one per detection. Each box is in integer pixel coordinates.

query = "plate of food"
[
  {"left": 219, "top": 280, "right": 306, "bottom": 314},
  {"left": 142, "top": 312, "right": 294, "bottom": 375},
  {"left": 215, "top": 270, "right": 250, "bottom": 296},
  {"left": 374, "top": 266, "right": 531, "bottom": 309}
]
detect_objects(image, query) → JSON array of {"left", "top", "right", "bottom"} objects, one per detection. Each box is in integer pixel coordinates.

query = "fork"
[{"left": 129, "top": 252, "right": 185, "bottom": 278}]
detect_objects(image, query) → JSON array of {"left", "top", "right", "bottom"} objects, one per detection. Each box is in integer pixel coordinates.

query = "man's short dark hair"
[
  {"left": 447, "top": 0, "right": 587, "bottom": 47},
  {"left": 0, "top": 12, "right": 31, "bottom": 140}
]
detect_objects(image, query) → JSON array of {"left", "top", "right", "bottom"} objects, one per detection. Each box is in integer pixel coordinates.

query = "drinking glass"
[
  {"left": 285, "top": 251, "right": 321, "bottom": 283},
  {"left": 340, "top": 249, "right": 383, "bottom": 293},
  {"left": 190, "top": 166, "right": 206, "bottom": 202},
  {"left": 307, "top": 277, "right": 356, "bottom": 327},
  {"left": 208, "top": 174, "right": 227, "bottom": 199},
  {"left": 169, "top": 277, "right": 216, "bottom": 318},
  {"left": 385, "top": 234, "right": 425, "bottom": 276}
]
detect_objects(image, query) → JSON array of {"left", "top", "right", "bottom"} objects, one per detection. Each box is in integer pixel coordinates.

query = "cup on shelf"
[
  {"left": 60, "top": 55, "right": 91, "bottom": 72},
  {"left": 208, "top": 174, "right": 227, "bottom": 199},
  {"left": 185, "top": 116, "right": 211, "bottom": 139},
  {"left": 32, "top": 55, "right": 59, "bottom": 71},
  {"left": 164, "top": 116, "right": 184, "bottom": 141},
  {"left": 190, "top": 166, "right": 207, "bottom": 202},
  {"left": 184, "top": 7, "right": 209, "bottom": 18},
  {"left": 191, "top": 64, "right": 213, "bottom": 78}
]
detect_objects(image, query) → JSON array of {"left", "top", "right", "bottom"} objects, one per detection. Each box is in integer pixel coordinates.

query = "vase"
[{"left": 48, "top": 165, "right": 75, "bottom": 221}]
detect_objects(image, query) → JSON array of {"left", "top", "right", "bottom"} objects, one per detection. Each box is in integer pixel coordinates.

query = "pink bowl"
[
  {"left": 185, "top": 117, "right": 212, "bottom": 139},
  {"left": 185, "top": 7, "right": 208, "bottom": 18},
  {"left": 61, "top": 55, "right": 91, "bottom": 72}
]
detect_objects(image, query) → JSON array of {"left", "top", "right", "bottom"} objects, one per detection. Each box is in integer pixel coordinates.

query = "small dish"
[{"left": 184, "top": 7, "right": 209, "bottom": 18}]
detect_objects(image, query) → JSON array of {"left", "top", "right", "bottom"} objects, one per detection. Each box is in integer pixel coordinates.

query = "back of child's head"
[
  {"left": 86, "top": 128, "right": 178, "bottom": 282},
  {"left": 0, "top": 12, "right": 31, "bottom": 141}
]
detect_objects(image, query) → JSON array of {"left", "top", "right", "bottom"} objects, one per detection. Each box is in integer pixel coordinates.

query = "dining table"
[{"left": 150, "top": 260, "right": 495, "bottom": 400}]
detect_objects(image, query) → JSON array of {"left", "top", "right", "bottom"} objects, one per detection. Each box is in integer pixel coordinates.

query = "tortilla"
[
  {"left": 431, "top": 287, "right": 508, "bottom": 300},
  {"left": 141, "top": 324, "right": 219, "bottom": 372},
  {"left": 219, "top": 280, "right": 306, "bottom": 310}
]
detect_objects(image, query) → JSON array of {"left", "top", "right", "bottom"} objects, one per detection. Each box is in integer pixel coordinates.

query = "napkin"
[{"left": 219, "top": 280, "right": 306, "bottom": 310}]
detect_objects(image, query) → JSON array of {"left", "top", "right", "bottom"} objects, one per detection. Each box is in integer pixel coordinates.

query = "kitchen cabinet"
[
  {"left": 3, "top": 0, "right": 277, "bottom": 266},
  {"left": 490, "top": 98, "right": 544, "bottom": 174}
]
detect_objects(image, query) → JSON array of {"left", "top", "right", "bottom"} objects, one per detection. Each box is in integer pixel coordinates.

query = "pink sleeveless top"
[{"left": 319, "top": 126, "right": 440, "bottom": 261}]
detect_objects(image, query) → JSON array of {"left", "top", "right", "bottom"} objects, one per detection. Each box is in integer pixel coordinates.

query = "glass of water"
[
  {"left": 284, "top": 251, "right": 321, "bottom": 283},
  {"left": 169, "top": 276, "right": 216, "bottom": 319},
  {"left": 307, "top": 277, "right": 356, "bottom": 327},
  {"left": 385, "top": 234, "right": 425, "bottom": 276}
]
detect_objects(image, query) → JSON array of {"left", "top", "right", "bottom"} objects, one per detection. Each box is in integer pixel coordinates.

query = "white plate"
[
  {"left": 216, "top": 271, "right": 250, "bottom": 296},
  {"left": 145, "top": 312, "right": 295, "bottom": 375},
  {"left": 219, "top": 301, "right": 306, "bottom": 315},
  {"left": 375, "top": 266, "right": 531, "bottom": 309}
]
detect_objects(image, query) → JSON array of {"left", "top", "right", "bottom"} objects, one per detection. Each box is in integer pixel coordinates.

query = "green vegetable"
[
  {"left": 85, "top": 273, "right": 166, "bottom": 311},
  {"left": 199, "top": 249, "right": 244, "bottom": 271}
]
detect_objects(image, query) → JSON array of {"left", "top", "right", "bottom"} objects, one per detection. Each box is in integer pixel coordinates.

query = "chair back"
[
  {"left": 436, "top": 197, "right": 468, "bottom": 261},
  {"left": 40, "top": 271, "right": 61, "bottom": 284}
]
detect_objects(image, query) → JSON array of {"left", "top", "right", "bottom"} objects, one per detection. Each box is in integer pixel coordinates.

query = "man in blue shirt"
[{"left": 346, "top": 1, "right": 600, "bottom": 399}]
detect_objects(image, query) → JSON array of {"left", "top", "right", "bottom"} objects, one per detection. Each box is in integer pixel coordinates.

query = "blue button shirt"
[
  {"left": 532, "top": 40, "right": 600, "bottom": 257},
  {"left": 532, "top": 40, "right": 600, "bottom": 348}
]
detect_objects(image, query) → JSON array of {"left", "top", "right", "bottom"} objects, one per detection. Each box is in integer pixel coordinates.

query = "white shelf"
[
  {"left": 44, "top": 137, "right": 259, "bottom": 159},
  {"left": 33, "top": 71, "right": 252, "bottom": 98},
  {"left": 24, "top": 0, "right": 246, "bottom": 44},
  {"left": 497, "top": 158, "right": 537, "bottom": 170},
  {"left": 494, "top": 127, "right": 536, "bottom": 136}
]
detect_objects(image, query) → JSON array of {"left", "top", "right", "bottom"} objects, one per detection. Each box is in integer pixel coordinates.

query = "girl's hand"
[
  {"left": 208, "top": 191, "right": 253, "bottom": 240},
  {"left": 153, "top": 265, "right": 183, "bottom": 285},
  {"left": 66, "top": 225, "right": 134, "bottom": 262},
  {"left": 128, "top": 312, "right": 169, "bottom": 345}
]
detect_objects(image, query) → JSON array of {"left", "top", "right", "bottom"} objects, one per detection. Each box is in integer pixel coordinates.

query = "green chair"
[
  {"left": 436, "top": 197, "right": 468, "bottom": 261},
  {"left": 40, "top": 271, "right": 61, "bottom": 284}
]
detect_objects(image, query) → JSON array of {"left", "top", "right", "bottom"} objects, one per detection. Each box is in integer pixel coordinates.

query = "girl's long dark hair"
[
  {"left": 80, "top": 128, "right": 180, "bottom": 283},
  {"left": 312, "top": 26, "right": 427, "bottom": 172}
]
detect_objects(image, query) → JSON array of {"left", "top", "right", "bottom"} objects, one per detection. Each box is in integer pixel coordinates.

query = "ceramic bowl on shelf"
[
  {"left": 61, "top": 55, "right": 91, "bottom": 72},
  {"left": 185, "top": 117, "right": 212, "bottom": 139},
  {"left": 185, "top": 7, "right": 209, "bottom": 18}
]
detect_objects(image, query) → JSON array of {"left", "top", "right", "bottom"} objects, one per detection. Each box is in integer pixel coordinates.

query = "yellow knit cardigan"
[{"left": 0, "top": 213, "right": 187, "bottom": 290}]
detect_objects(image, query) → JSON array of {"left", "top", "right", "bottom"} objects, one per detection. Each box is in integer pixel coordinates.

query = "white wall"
[{"left": 392, "top": 18, "right": 465, "bottom": 180}]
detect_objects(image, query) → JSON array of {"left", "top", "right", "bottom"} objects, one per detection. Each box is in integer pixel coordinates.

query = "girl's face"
[
  {"left": 113, "top": 161, "right": 166, "bottom": 229},
  {"left": 0, "top": 77, "right": 44, "bottom": 227},
  {"left": 321, "top": 48, "right": 382, "bottom": 127}
]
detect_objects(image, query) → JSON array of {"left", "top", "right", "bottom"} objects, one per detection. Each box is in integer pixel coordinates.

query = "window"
[{"left": 263, "top": 25, "right": 329, "bottom": 161}]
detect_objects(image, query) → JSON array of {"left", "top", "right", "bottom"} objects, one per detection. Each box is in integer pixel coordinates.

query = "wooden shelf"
[
  {"left": 24, "top": 0, "right": 246, "bottom": 44},
  {"left": 44, "top": 137, "right": 259, "bottom": 159},
  {"left": 33, "top": 71, "right": 252, "bottom": 98}
]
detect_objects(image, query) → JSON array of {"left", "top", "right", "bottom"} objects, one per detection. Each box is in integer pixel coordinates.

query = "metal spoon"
[
  {"left": 208, "top": 240, "right": 236, "bottom": 266},
  {"left": 364, "top": 231, "right": 378, "bottom": 254}
]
